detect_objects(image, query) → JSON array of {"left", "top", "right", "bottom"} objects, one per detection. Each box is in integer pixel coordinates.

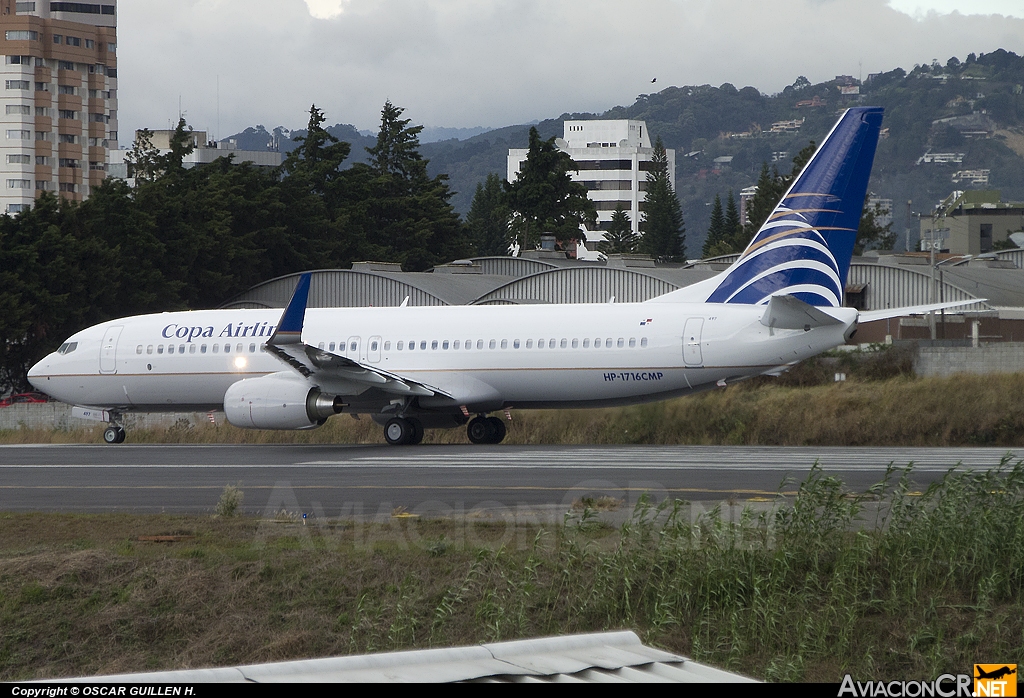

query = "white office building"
[{"left": 507, "top": 120, "right": 674, "bottom": 242}]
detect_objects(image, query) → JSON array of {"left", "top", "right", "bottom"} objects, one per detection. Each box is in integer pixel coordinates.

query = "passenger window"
[
  {"left": 179, "top": 345, "right": 185, "bottom": 354},
  {"left": 168, "top": 345, "right": 175, "bottom": 355},
  {"left": 538, "top": 339, "right": 545, "bottom": 349},
  {"left": 606, "top": 338, "right": 613, "bottom": 347},
  {"left": 442, "top": 340, "right": 449, "bottom": 350},
  {"left": 526, "top": 339, "right": 533, "bottom": 349},
  {"left": 398, "top": 341, "right": 404, "bottom": 350},
  {"left": 572, "top": 339, "right": 578, "bottom": 348},
  {"left": 560, "top": 338, "right": 567, "bottom": 349},
  {"left": 236, "top": 343, "right": 243, "bottom": 353},
  {"left": 629, "top": 338, "right": 636, "bottom": 348},
  {"left": 641, "top": 337, "right": 648, "bottom": 348},
  {"left": 339, "top": 342, "right": 346, "bottom": 352},
  {"left": 617, "top": 338, "right": 624, "bottom": 348},
  {"left": 595, "top": 338, "right": 601, "bottom": 348},
  {"left": 550, "top": 338, "right": 556, "bottom": 347},
  {"left": 418, "top": 341, "right": 425, "bottom": 350},
  {"left": 513, "top": 339, "right": 520, "bottom": 349},
  {"left": 583, "top": 338, "right": 590, "bottom": 348},
  {"left": 201, "top": 344, "right": 207, "bottom": 353},
  {"left": 384, "top": 341, "right": 390, "bottom": 351},
  {"left": 190, "top": 344, "right": 197, "bottom": 354},
  {"left": 329, "top": 342, "right": 335, "bottom": 351},
  {"left": 351, "top": 342, "right": 358, "bottom": 352},
  {"left": 453, "top": 340, "right": 460, "bottom": 350},
  {"left": 489, "top": 339, "right": 496, "bottom": 349},
  {"left": 431, "top": 340, "right": 438, "bottom": 350},
  {"left": 466, "top": 339, "right": 472, "bottom": 349},
  {"left": 318, "top": 342, "right": 325, "bottom": 350},
  {"left": 500, "top": 339, "right": 508, "bottom": 349},
  {"left": 136, "top": 345, "right": 143, "bottom": 354},
  {"left": 212, "top": 344, "right": 219, "bottom": 354},
  {"left": 477, "top": 340, "right": 483, "bottom": 349},
  {"left": 157, "top": 345, "right": 164, "bottom": 354},
  {"left": 371, "top": 341, "right": 379, "bottom": 351},
  {"left": 147, "top": 345, "right": 153, "bottom": 354},
  {"left": 249, "top": 343, "right": 256, "bottom": 353}
]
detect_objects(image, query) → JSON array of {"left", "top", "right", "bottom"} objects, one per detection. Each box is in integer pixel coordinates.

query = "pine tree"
[
  {"left": 467, "top": 173, "right": 510, "bottom": 256},
  {"left": 505, "top": 127, "right": 596, "bottom": 251},
  {"left": 638, "top": 137, "right": 685, "bottom": 261},
  {"left": 599, "top": 204, "right": 638, "bottom": 254},
  {"left": 702, "top": 194, "right": 725, "bottom": 257},
  {"left": 355, "top": 101, "right": 470, "bottom": 270},
  {"left": 739, "top": 162, "right": 783, "bottom": 249},
  {"left": 724, "top": 190, "right": 742, "bottom": 242}
]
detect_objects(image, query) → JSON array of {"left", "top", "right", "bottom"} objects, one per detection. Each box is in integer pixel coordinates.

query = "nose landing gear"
[{"left": 103, "top": 425, "right": 126, "bottom": 444}]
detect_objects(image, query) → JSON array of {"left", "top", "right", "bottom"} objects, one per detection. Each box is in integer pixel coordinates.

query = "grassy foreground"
[
  {"left": 1, "top": 464, "right": 1023, "bottom": 681},
  {"left": 5, "top": 370, "right": 1024, "bottom": 446}
]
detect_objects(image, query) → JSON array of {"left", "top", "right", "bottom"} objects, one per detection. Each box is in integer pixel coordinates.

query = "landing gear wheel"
[
  {"left": 468, "top": 416, "right": 506, "bottom": 444},
  {"left": 103, "top": 426, "right": 126, "bottom": 444},
  {"left": 384, "top": 417, "right": 415, "bottom": 446},
  {"left": 408, "top": 418, "right": 424, "bottom": 445},
  {"left": 467, "top": 416, "right": 491, "bottom": 444},
  {"left": 486, "top": 416, "right": 506, "bottom": 444}
]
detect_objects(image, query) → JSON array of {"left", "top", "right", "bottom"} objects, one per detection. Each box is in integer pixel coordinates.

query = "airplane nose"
[{"left": 27, "top": 357, "right": 47, "bottom": 390}]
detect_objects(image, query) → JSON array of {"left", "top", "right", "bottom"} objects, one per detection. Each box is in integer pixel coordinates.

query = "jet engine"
[{"left": 224, "top": 371, "right": 345, "bottom": 430}]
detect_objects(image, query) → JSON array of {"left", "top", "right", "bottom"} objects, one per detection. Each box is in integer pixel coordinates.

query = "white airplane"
[{"left": 26, "top": 107, "right": 972, "bottom": 446}]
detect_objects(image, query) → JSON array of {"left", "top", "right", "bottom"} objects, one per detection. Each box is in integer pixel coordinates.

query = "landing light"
[{"left": 234, "top": 356, "right": 248, "bottom": 369}]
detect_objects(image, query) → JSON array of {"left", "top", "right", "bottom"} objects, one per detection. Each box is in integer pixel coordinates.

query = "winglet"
[{"left": 267, "top": 273, "right": 312, "bottom": 346}]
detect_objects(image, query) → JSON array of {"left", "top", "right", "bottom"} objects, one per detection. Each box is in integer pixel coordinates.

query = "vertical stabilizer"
[{"left": 651, "top": 107, "right": 883, "bottom": 306}]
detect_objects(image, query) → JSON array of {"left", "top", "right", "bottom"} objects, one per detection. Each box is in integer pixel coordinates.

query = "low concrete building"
[{"left": 919, "top": 190, "right": 1024, "bottom": 255}]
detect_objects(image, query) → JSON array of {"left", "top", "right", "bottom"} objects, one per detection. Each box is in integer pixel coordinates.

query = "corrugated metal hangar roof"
[
  {"left": 220, "top": 251, "right": 1024, "bottom": 311},
  {"left": 60, "top": 631, "right": 757, "bottom": 683}
]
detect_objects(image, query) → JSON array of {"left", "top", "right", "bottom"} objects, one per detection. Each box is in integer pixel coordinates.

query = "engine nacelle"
[{"left": 224, "top": 372, "right": 345, "bottom": 430}]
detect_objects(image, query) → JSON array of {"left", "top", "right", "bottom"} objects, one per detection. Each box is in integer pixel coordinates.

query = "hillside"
[{"left": 226, "top": 50, "right": 1024, "bottom": 255}]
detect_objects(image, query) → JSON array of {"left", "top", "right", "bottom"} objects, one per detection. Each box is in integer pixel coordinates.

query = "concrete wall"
[
  {"left": 915, "top": 341, "right": 1024, "bottom": 377},
  {"left": 0, "top": 403, "right": 212, "bottom": 431}
]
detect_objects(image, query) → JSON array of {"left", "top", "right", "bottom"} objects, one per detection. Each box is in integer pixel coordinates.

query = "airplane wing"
[
  {"left": 265, "top": 273, "right": 453, "bottom": 399},
  {"left": 858, "top": 299, "right": 986, "bottom": 324}
]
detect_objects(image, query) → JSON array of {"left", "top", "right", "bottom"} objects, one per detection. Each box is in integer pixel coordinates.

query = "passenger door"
[{"left": 99, "top": 325, "right": 123, "bottom": 374}]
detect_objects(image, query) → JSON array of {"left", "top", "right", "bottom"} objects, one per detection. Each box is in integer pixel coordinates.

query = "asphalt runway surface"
[{"left": 1, "top": 444, "right": 1021, "bottom": 516}]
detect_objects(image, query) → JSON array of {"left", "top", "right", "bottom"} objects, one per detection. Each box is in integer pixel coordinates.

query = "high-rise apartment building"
[
  {"left": 507, "top": 120, "right": 674, "bottom": 241},
  {"left": 0, "top": 1, "right": 117, "bottom": 214}
]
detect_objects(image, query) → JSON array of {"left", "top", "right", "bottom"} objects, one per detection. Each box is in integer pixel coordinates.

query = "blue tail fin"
[{"left": 660, "top": 107, "right": 883, "bottom": 307}]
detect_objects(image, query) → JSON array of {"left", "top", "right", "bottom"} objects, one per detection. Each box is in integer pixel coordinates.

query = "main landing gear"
[
  {"left": 467, "top": 415, "right": 506, "bottom": 445},
  {"left": 383, "top": 416, "right": 424, "bottom": 446}
]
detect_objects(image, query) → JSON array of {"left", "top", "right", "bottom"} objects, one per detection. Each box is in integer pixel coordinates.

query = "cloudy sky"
[{"left": 118, "top": 0, "right": 1024, "bottom": 140}]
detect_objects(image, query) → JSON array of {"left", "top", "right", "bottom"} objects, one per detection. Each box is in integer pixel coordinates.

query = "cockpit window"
[{"left": 57, "top": 342, "right": 78, "bottom": 355}]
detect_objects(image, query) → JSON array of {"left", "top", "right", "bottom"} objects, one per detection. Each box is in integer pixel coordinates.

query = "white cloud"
[{"left": 117, "top": 0, "right": 1024, "bottom": 140}]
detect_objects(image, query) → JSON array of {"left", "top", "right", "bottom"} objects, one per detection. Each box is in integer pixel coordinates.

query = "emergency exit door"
[{"left": 683, "top": 318, "right": 704, "bottom": 367}]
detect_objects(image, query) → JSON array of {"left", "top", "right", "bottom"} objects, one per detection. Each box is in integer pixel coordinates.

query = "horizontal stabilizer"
[
  {"left": 760, "top": 294, "right": 843, "bottom": 330},
  {"left": 858, "top": 299, "right": 986, "bottom": 324}
]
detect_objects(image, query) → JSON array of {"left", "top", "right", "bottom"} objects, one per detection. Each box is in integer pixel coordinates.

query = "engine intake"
[{"left": 224, "top": 372, "right": 345, "bottom": 430}]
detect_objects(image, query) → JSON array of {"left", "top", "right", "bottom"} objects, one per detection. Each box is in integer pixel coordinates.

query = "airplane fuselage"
[{"left": 28, "top": 301, "right": 856, "bottom": 416}]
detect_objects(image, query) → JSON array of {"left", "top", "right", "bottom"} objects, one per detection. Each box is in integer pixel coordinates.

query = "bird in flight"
[{"left": 651, "top": 77, "right": 657, "bottom": 83}]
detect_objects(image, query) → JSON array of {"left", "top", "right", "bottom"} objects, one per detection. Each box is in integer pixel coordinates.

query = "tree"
[
  {"left": 466, "top": 173, "right": 510, "bottom": 256},
  {"left": 738, "top": 142, "right": 816, "bottom": 251},
  {"left": 599, "top": 204, "right": 638, "bottom": 254},
  {"left": 123, "top": 128, "right": 161, "bottom": 183},
  {"left": 636, "top": 137, "right": 685, "bottom": 261},
  {"left": 854, "top": 196, "right": 897, "bottom": 254},
  {"left": 505, "top": 127, "right": 596, "bottom": 250},
  {"left": 724, "top": 190, "right": 742, "bottom": 242},
  {"left": 702, "top": 194, "right": 725, "bottom": 257},
  {"left": 354, "top": 101, "right": 470, "bottom": 270}
]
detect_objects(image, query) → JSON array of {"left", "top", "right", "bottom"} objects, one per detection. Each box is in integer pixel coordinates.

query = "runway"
[{"left": 0, "top": 444, "right": 1020, "bottom": 515}]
